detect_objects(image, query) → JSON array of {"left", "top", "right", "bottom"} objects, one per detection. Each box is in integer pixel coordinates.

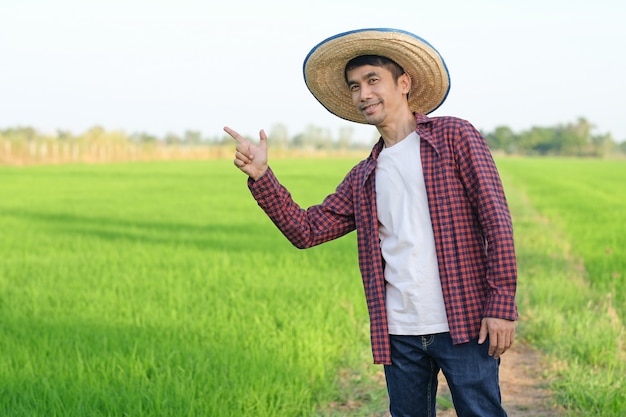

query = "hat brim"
[{"left": 303, "top": 28, "right": 450, "bottom": 124}]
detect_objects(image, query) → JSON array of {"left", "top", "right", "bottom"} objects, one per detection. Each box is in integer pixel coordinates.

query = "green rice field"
[
  {"left": 0, "top": 157, "right": 624, "bottom": 416},
  {"left": 497, "top": 158, "right": 625, "bottom": 416}
]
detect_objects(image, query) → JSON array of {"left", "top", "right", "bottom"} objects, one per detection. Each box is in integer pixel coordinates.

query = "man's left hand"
[{"left": 478, "top": 317, "right": 516, "bottom": 358}]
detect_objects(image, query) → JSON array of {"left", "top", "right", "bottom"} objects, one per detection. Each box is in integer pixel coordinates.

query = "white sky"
[{"left": 1, "top": 0, "right": 625, "bottom": 143}]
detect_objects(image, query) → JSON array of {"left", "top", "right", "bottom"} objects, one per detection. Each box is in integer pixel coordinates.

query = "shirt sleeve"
[
  {"left": 247, "top": 167, "right": 357, "bottom": 249},
  {"left": 454, "top": 122, "right": 518, "bottom": 321}
]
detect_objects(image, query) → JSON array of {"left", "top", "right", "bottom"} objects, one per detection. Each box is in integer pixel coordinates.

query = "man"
[{"left": 224, "top": 28, "right": 517, "bottom": 417}]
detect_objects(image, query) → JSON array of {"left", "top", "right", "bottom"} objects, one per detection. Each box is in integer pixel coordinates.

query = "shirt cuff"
[
  {"left": 248, "top": 167, "right": 278, "bottom": 200},
  {"left": 484, "top": 293, "right": 518, "bottom": 321}
]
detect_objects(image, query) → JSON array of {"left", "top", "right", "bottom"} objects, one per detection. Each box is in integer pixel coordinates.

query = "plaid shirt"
[{"left": 248, "top": 113, "right": 518, "bottom": 365}]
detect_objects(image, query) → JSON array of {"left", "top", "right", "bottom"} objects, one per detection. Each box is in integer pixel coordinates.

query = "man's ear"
[{"left": 400, "top": 72, "right": 412, "bottom": 95}]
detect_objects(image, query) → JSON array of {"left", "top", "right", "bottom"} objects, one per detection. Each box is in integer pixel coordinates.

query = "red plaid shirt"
[{"left": 248, "top": 113, "right": 518, "bottom": 365}]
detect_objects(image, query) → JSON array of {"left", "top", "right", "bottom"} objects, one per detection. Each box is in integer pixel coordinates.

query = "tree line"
[
  {"left": 483, "top": 117, "right": 622, "bottom": 157},
  {"left": 1, "top": 117, "right": 624, "bottom": 165}
]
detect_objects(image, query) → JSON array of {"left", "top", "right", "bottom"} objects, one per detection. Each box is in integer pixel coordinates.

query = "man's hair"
[{"left": 344, "top": 55, "right": 406, "bottom": 85}]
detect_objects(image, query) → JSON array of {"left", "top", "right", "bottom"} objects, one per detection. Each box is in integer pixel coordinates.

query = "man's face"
[{"left": 345, "top": 64, "right": 410, "bottom": 126}]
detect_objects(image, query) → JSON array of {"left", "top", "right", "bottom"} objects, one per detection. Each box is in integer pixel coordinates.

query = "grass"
[
  {"left": 0, "top": 156, "right": 624, "bottom": 416},
  {"left": 500, "top": 158, "right": 625, "bottom": 310},
  {"left": 497, "top": 157, "right": 625, "bottom": 416},
  {"left": 0, "top": 159, "right": 387, "bottom": 416}
]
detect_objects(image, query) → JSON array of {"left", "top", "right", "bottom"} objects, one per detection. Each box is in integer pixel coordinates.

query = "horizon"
[{"left": 2, "top": 0, "right": 625, "bottom": 143}]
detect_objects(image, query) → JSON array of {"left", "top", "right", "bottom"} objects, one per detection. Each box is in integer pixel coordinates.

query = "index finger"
[{"left": 223, "top": 126, "right": 244, "bottom": 143}]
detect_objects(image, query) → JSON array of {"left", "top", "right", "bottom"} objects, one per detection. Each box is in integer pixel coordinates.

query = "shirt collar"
[{"left": 369, "top": 112, "right": 435, "bottom": 160}]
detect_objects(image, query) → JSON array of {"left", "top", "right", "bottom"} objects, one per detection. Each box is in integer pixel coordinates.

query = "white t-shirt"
[{"left": 376, "top": 131, "right": 449, "bottom": 335}]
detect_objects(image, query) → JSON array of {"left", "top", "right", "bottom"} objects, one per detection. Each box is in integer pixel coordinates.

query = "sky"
[{"left": 1, "top": 0, "right": 625, "bottom": 143}]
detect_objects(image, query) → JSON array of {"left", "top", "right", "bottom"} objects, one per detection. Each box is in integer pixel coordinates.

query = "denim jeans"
[{"left": 384, "top": 333, "right": 507, "bottom": 417}]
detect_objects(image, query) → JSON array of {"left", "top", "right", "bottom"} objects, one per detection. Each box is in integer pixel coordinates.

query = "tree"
[
  {"left": 2, "top": 126, "right": 37, "bottom": 143},
  {"left": 337, "top": 126, "right": 354, "bottom": 150},
  {"left": 590, "top": 132, "right": 615, "bottom": 157},
  {"left": 486, "top": 126, "right": 517, "bottom": 153},
  {"left": 517, "top": 126, "right": 555, "bottom": 155},
  {"left": 164, "top": 132, "right": 182, "bottom": 145},
  {"left": 56, "top": 129, "right": 74, "bottom": 141},
  {"left": 561, "top": 117, "right": 593, "bottom": 155},
  {"left": 129, "top": 132, "right": 158, "bottom": 144},
  {"left": 83, "top": 126, "right": 106, "bottom": 144},
  {"left": 294, "top": 124, "right": 333, "bottom": 150},
  {"left": 269, "top": 123, "right": 290, "bottom": 149},
  {"left": 184, "top": 130, "right": 203, "bottom": 145}
]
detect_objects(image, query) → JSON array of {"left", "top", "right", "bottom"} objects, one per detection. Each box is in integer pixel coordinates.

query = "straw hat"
[{"left": 303, "top": 28, "right": 450, "bottom": 124}]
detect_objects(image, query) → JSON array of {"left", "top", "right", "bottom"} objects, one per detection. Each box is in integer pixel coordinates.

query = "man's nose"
[{"left": 359, "top": 84, "right": 373, "bottom": 100}]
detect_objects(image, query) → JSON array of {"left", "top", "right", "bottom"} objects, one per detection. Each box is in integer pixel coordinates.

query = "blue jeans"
[{"left": 384, "top": 333, "right": 507, "bottom": 417}]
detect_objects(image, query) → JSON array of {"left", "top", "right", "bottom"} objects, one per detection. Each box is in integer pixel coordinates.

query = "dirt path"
[
  {"left": 325, "top": 341, "right": 564, "bottom": 416},
  {"left": 435, "top": 342, "right": 563, "bottom": 417}
]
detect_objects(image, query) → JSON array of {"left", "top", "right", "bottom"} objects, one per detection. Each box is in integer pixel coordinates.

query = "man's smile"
[{"left": 361, "top": 102, "right": 381, "bottom": 114}]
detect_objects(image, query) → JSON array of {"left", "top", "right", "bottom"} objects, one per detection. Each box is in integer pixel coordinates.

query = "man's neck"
[{"left": 377, "top": 114, "right": 417, "bottom": 147}]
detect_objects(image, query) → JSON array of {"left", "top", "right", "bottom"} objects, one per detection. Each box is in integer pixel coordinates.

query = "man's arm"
[
  {"left": 454, "top": 121, "right": 518, "bottom": 358},
  {"left": 224, "top": 125, "right": 356, "bottom": 249}
]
